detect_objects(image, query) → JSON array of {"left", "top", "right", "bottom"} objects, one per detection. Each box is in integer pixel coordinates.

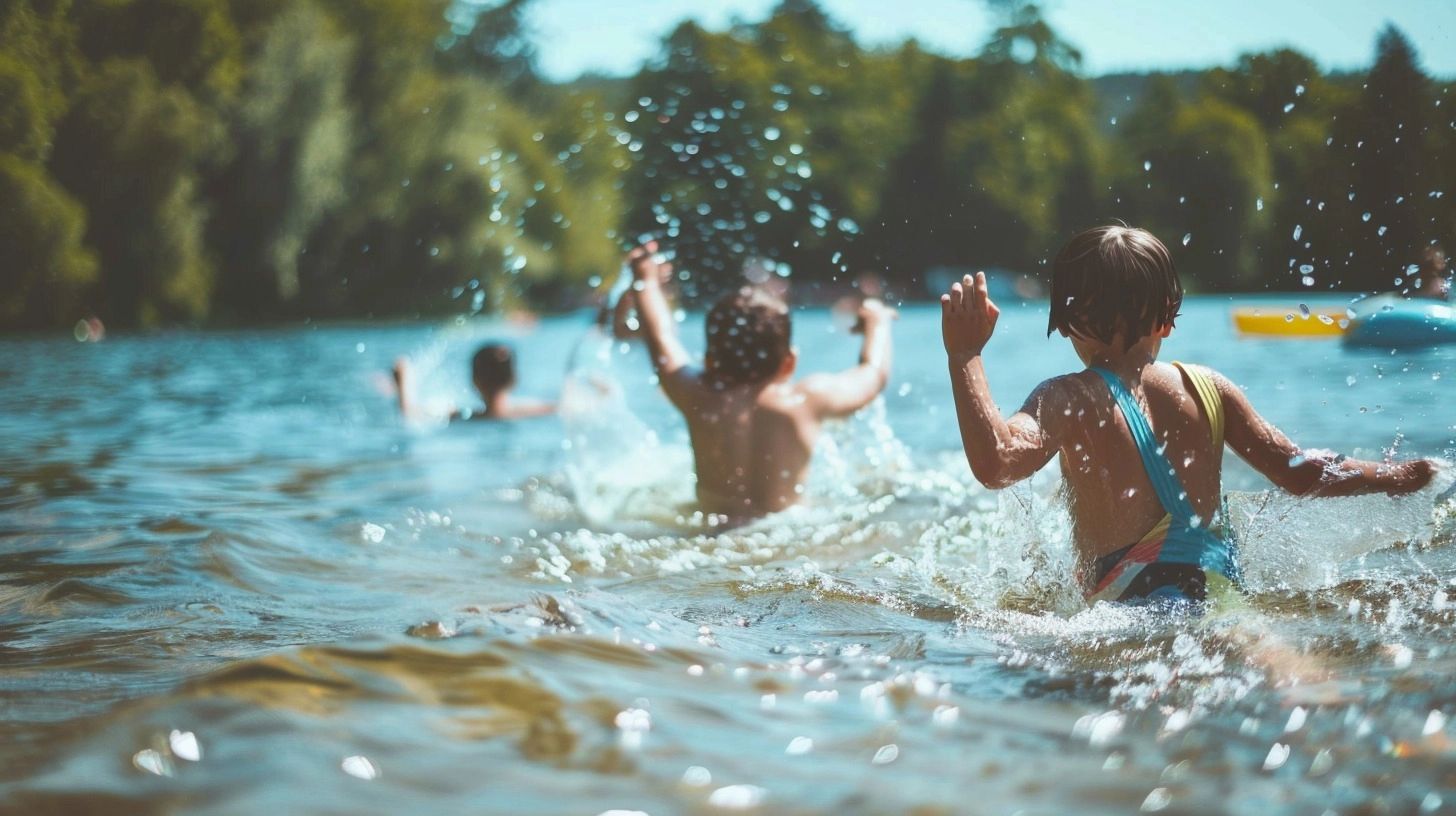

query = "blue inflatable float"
[{"left": 1344, "top": 294, "right": 1456, "bottom": 348}]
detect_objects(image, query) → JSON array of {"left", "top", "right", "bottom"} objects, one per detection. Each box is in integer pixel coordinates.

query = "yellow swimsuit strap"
[{"left": 1171, "top": 361, "right": 1224, "bottom": 449}]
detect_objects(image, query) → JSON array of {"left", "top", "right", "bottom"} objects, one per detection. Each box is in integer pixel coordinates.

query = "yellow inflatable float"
[{"left": 1232, "top": 307, "right": 1347, "bottom": 337}]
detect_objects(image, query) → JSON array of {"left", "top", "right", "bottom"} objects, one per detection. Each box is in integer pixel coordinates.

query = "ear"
[
  {"left": 1156, "top": 323, "right": 1173, "bottom": 339},
  {"left": 776, "top": 349, "right": 798, "bottom": 381}
]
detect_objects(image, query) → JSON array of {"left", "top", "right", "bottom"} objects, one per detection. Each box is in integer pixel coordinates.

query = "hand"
[
  {"left": 941, "top": 272, "right": 999, "bottom": 359},
  {"left": 627, "top": 241, "right": 673, "bottom": 287},
  {"left": 852, "top": 298, "right": 897, "bottom": 334},
  {"left": 1393, "top": 459, "right": 1437, "bottom": 494}
]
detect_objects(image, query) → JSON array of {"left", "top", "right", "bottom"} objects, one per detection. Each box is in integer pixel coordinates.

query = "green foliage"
[
  {"left": 73, "top": 0, "right": 244, "bottom": 100},
  {"left": 1120, "top": 95, "right": 1272, "bottom": 289},
  {"left": 1, "top": 0, "right": 1453, "bottom": 330},
  {"left": 210, "top": 2, "right": 355, "bottom": 316},
  {"left": 0, "top": 152, "right": 97, "bottom": 328},
  {"left": 1340, "top": 26, "right": 1441, "bottom": 290},
  {"left": 51, "top": 58, "right": 221, "bottom": 325},
  {"left": 0, "top": 52, "right": 49, "bottom": 159}
]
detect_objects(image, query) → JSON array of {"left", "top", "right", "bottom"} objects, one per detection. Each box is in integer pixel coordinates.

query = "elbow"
[
  {"left": 1275, "top": 463, "right": 1323, "bottom": 497},
  {"left": 968, "top": 455, "right": 1017, "bottom": 490},
  {"left": 871, "top": 366, "right": 890, "bottom": 395}
]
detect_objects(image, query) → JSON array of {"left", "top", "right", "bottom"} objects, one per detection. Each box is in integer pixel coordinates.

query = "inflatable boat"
[
  {"left": 1232, "top": 307, "right": 1347, "bottom": 337},
  {"left": 1343, "top": 294, "right": 1456, "bottom": 348}
]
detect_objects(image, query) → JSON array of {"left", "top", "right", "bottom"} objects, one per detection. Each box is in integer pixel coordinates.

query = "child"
[
  {"left": 628, "top": 241, "right": 895, "bottom": 518},
  {"left": 941, "top": 224, "right": 1436, "bottom": 605},
  {"left": 1411, "top": 244, "right": 1450, "bottom": 301},
  {"left": 393, "top": 343, "right": 555, "bottom": 421}
]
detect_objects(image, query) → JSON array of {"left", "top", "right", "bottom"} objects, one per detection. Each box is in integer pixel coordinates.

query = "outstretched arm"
[
  {"left": 943, "top": 272, "right": 1059, "bottom": 488},
  {"left": 1217, "top": 371, "right": 1434, "bottom": 496},
  {"left": 393, "top": 358, "right": 416, "bottom": 417},
  {"left": 627, "top": 242, "right": 695, "bottom": 404},
  {"left": 802, "top": 299, "right": 895, "bottom": 418}
]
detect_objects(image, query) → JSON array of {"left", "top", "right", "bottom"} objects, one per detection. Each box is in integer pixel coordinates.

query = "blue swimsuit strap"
[{"left": 1089, "top": 367, "right": 1197, "bottom": 522}]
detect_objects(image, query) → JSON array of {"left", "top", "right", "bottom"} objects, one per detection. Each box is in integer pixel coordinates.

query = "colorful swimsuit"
[{"left": 1084, "top": 363, "right": 1239, "bottom": 606}]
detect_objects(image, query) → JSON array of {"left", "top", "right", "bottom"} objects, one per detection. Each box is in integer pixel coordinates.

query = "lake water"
[{"left": 2, "top": 297, "right": 1455, "bottom": 814}]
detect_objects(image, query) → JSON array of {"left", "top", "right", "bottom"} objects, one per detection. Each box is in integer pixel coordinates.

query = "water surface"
[{"left": 2, "top": 298, "right": 1454, "bottom": 814}]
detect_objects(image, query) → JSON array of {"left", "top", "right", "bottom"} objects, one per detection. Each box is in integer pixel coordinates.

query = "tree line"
[{"left": 2, "top": 0, "right": 1452, "bottom": 330}]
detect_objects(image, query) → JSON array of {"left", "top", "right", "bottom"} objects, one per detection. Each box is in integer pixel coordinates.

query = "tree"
[
  {"left": 1338, "top": 25, "right": 1440, "bottom": 291},
  {"left": 0, "top": 153, "right": 97, "bottom": 327},
  {"left": 1119, "top": 80, "right": 1272, "bottom": 290},
  {"left": 51, "top": 59, "right": 221, "bottom": 325},
  {"left": 439, "top": 0, "right": 538, "bottom": 97},
  {"left": 209, "top": 3, "right": 355, "bottom": 317}
]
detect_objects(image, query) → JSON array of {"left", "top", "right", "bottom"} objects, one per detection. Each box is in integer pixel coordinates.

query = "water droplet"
[
  {"left": 1256, "top": 197, "right": 1264, "bottom": 211},
  {"left": 682, "top": 766, "right": 712, "bottom": 786},
  {"left": 709, "top": 785, "right": 766, "bottom": 808},
  {"left": 1182, "top": 233, "right": 1192, "bottom": 246},
  {"left": 1292, "top": 225, "right": 1303, "bottom": 241},
  {"left": 1285, "top": 707, "right": 1308, "bottom": 733},
  {"left": 1283, "top": 102, "right": 1295, "bottom": 113},
  {"left": 133, "top": 749, "right": 172, "bottom": 776},
  {"left": 872, "top": 744, "right": 899, "bottom": 765},
  {"left": 1143, "top": 160, "right": 1152, "bottom": 172},
  {"left": 342, "top": 755, "right": 378, "bottom": 780},
  {"left": 169, "top": 730, "right": 201, "bottom": 762},
  {"left": 786, "top": 736, "right": 813, "bottom": 755},
  {"left": 1424, "top": 710, "right": 1447, "bottom": 736},
  {"left": 1142, "top": 788, "right": 1173, "bottom": 812},
  {"left": 1263, "top": 743, "right": 1291, "bottom": 771}
]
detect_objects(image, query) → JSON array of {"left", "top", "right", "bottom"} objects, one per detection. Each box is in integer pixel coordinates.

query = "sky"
[{"left": 521, "top": 0, "right": 1456, "bottom": 82}]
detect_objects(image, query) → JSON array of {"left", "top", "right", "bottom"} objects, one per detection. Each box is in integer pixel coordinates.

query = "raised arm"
[
  {"left": 627, "top": 242, "right": 696, "bottom": 403},
  {"left": 1217, "top": 371, "right": 1434, "bottom": 497},
  {"left": 802, "top": 299, "right": 895, "bottom": 418},
  {"left": 393, "top": 358, "right": 417, "bottom": 418},
  {"left": 943, "top": 272, "right": 1059, "bottom": 488}
]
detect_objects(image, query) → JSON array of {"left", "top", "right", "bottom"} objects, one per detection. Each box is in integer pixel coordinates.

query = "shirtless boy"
[
  {"left": 941, "top": 224, "right": 1435, "bottom": 604},
  {"left": 628, "top": 242, "right": 894, "bottom": 517}
]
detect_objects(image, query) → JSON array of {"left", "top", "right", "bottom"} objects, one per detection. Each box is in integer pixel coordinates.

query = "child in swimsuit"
[{"left": 941, "top": 225, "right": 1437, "bottom": 606}]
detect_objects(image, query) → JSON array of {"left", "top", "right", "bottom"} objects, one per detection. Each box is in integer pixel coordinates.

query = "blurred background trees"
[{"left": 1, "top": 0, "right": 1452, "bottom": 330}]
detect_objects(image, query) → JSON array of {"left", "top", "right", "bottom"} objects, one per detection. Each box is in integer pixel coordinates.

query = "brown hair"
[
  {"left": 704, "top": 286, "right": 792, "bottom": 387},
  {"left": 472, "top": 343, "right": 516, "bottom": 394},
  {"left": 1048, "top": 225, "right": 1182, "bottom": 347}
]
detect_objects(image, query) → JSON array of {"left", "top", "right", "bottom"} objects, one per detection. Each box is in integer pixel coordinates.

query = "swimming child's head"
[
  {"left": 1048, "top": 224, "right": 1183, "bottom": 352},
  {"left": 704, "top": 286, "right": 795, "bottom": 387},
  {"left": 1421, "top": 244, "right": 1448, "bottom": 276},
  {"left": 472, "top": 343, "right": 516, "bottom": 398}
]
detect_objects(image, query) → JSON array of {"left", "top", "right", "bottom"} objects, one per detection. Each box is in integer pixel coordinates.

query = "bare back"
[
  {"left": 679, "top": 383, "right": 820, "bottom": 517},
  {"left": 1037, "top": 363, "right": 1224, "bottom": 567}
]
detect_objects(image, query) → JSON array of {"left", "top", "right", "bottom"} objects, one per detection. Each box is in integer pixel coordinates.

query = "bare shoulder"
[
  {"left": 659, "top": 365, "right": 711, "bottom": 408},
  {"left": 1028, "top": 371, "right": 1099, "bottom": 407},
  {"left": 1182, "top": 364, "right": 1243, "bottom": 400},
  {"left": 1017, "top": 372, "right": 1096, "bottom": 427}
]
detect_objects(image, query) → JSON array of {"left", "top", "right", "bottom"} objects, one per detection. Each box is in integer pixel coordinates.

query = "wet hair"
[
  {"left": 704, "top": 286, "right": 792, "bottom": 387},
  {"left": 471, "top": 343, "right": 516, "bottom": 394},
  {"left": 1047, "top": 224, "right": 1183, "bottom": 347}
]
